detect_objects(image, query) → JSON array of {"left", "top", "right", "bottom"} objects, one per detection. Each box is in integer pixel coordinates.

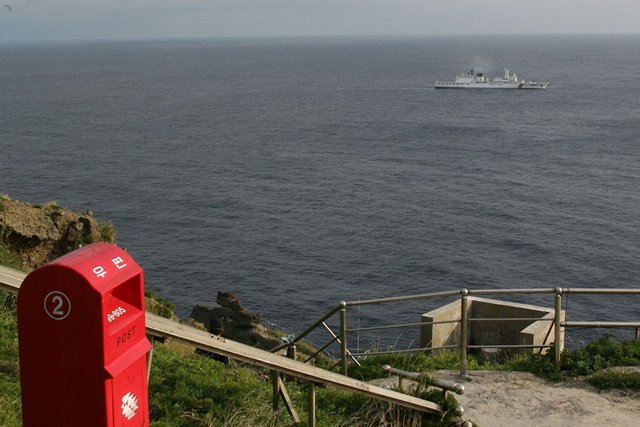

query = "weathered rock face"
[
  {"left": 190, "top": 291, "right": 281, "bottom": 350},
  {"left": 0, "top": 196, "right": 108, "bottom": 270}
]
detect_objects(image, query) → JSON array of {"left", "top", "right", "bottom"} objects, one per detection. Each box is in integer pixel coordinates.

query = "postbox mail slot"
[
  {"left": 105, "top": 275, "right": 143, "bottom": 330},
  {"left": 106, "top": 339, "right": 151, "bottom": 378},
  {"left": 110, "top": 275, "right": 143, "bottom": 309},
  {"left": 107, "top": 312, "right": 146, "bottom": 364}
]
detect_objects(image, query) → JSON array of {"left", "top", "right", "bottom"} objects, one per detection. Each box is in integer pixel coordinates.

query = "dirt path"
[{"left": 371, "top": 370, "right": 640, "bottom": 426}]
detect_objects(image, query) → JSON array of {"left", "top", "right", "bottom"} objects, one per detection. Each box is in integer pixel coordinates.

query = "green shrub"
[
  {"left": 561, "top": 335, "right": 640, "bottom": 376},
  {"left": 145, "top": 290, "right": 176, "bottom": 319},
  {"left": 589, "top": 370, "right": 640, "bottom": 390},
  {"left": 99, "top": 220, "right": 116, "bottom": 243},
  {"left": 502, "top": 335, "right": 640, "bottom": 382}
]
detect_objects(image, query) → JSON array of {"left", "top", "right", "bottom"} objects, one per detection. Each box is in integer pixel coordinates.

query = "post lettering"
[
  {"left": 112, "top": 257, "right": 127, "bottom": 270},
  {"left": 92, "top": 265, "right": 107, "bottom": 278},
  {"left": 116, "top": 325, "right": 136, "bottom": 347}
]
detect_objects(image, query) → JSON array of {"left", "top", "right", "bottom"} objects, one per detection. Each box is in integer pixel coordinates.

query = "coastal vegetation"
[
  {"left": 0, "top": 244, "right": 22, "bottom": 271},
  {"left": 505, "top": 334, "right": 640, "bottom": 382},
  {"left": 0, "top": 291, "right": 20, "bottom": 427},
  {"left": 349, "top": 339, "right": 640, "bottom": 391}
]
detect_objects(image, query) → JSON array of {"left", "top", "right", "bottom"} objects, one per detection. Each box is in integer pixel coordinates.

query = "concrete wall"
[
  {"left": 420, "top": 299, "right": 464, "bottom": 350},
  {"left": 420, "top": 297, "right": 564, "bottom": 356}
]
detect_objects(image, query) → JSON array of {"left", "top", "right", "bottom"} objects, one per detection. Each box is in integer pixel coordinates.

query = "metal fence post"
[
  {"left": 554, "top": 287, "right": 563, "bottom": 366},
  {"left": 459, "top": 289, "right": 469, "bottom": 377},
  {"left": 339, "top": 301, "right": 348, "bottom": 376},
  {"left": 287, "top": 343, "right": 297, "bottom": 361}
]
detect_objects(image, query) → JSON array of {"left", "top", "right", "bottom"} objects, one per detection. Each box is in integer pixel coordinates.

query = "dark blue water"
[{"left": 2, "top": 35, "right": 640, "bottom": 348}]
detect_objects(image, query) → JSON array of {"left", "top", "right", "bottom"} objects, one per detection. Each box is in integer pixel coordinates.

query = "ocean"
[{"left": 2, "top": 34, "right": 639, "bottom": 349}]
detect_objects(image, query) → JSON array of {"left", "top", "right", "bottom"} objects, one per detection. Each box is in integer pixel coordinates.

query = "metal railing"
[
  {"left": 382, "top": 364, "right": 473, "bottom": 427},
  {"left": 382, "top": 365, "right": 466, "bottom": 396},
  {"left": 273, "top": 287, "right": 640, "bottom": 377}
]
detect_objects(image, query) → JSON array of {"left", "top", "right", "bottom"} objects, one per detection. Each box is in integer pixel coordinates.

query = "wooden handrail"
[{"left": 0, "top": 264, "right": 442, "bottom": 415}]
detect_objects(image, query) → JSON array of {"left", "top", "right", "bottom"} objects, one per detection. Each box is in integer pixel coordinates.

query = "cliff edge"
[{"left": 0, "top": 195, "right": 113, "bottom": 271}]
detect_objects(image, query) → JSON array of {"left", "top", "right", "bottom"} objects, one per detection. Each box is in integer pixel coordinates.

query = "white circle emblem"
[{"left": 44, "top": 291, "right": 71, "bottom": 320}]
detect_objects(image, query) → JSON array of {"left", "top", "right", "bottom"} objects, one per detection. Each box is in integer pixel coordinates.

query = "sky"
[{"left": 1, "top": 0, "right": 639, "bottom": 43}]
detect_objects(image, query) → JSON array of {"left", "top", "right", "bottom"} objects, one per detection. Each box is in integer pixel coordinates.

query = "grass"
[
  {"left": 0, "top": 291, "right": 21, "bottom": 427},
  {"left": 0, "top": 242, "right": 23, "bottom": 271},
  {"left": 348, "top": 350, "right": 482, "bottom": 382},
  {"left": 149, "top": 343, "right": 289, "bottom": 426},
  {"left": 148, "top": 342, "right": 381, "bottom": 426}
]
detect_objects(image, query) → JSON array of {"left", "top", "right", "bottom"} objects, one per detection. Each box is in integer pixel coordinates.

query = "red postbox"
[{"left": 18, "top": 242, "right": 151, "bottom": 427}]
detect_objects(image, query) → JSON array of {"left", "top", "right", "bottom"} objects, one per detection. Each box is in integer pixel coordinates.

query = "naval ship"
[{"left": 435, "top": 69, "right": 549, "bottom": 89}]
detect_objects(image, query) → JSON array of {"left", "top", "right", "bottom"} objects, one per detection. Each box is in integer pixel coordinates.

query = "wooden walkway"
[{"left": 0, "top": 264, "right": 442, "bottom": 418}]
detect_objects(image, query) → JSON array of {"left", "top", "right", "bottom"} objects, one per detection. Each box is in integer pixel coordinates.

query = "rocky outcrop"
[
  {"left": 0, "top": 195, "right": 111, "bottom": 270},
  {"left": 190, "top": 291, "right": 282, "bottom": 350}
]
